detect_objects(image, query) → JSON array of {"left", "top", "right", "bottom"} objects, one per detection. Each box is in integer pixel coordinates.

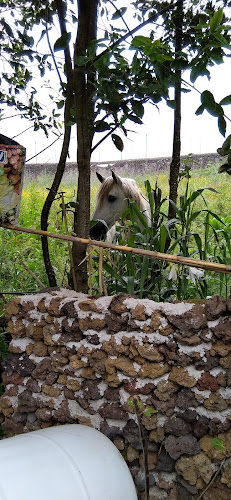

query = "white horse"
[{"left": 90, "top": 170, "right": 151, "bottom": 241}]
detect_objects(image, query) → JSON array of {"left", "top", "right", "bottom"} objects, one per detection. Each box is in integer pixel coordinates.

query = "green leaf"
[
  {"left": 54, "top": 32, "right": 71, "bottom": 52},
  {"left": 112, "top": 7, "right": 127, "bottom": 20},
  {"left": 127, "top": 114, "right": 143, "bottom": 124},
  {"left": 111, "top": 133, "right": 124, "bottom": 151},
  {"left": 144, "top": 407, "right": 157, "bottom": 417},
  {"left": 222, "top": 134, "right": 231, "bottom": 151},
  {"left": 126, "top": 276, "right": 135, "bottom": 294},
  {"left": 166, "top": 100, "right": 176, "bottom": 109},
  {"left": 219, "top": 95, "right": 231, "bottom": 106},
  {"left": 57, "top": 100, "right": 64, "bottom": 109},
  {"left": 214, "top": 33, "right": 231, "bottom": 49},
  {"left": 211, "top": 437, "right": 225, "bottom": 450},
  {"left": 140, "top": 257, "right": 149, "bottom": 298},
  {"left": 3, "top": 21, "right": 13, "bottom": 37},
  {"left": 201, "top": 90, "right": 224, "bottom": 118},
  {"left": 131, "top": 36, "right": 152, "bottom": 50},
  {"left": 0, "top": 166, "right": 4, "bottom": 176},
  {"left": 218, "top": 115, "right": 226, "bottom": 137},
  {"left": 75, "top": 55, "right": 90, "bottom": 66},
  {"left": 195, "top": 104, "right": 204, "bottom": 116},
  {"left": 95, "top": 120, "right": 111, "bottom": 132},
  {"left": 190, "top": 62, "right": 210, "bottom": 83},
  {"left": 132, "top": 100, "right": 144, "bottom": 118},
  {"left": 210, "top": 9, "right": 223, "bottom": 32}
]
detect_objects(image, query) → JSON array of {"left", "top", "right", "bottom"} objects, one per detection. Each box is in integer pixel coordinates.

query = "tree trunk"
[
  {"left": 168, "top": 0, "right": 183, "bottom": 221},
  {"left": 40, "top": 120, "right": 71, "bottom": 287},
  {"left": 72, "top": 0, "right": 98, "bottom": 292}
]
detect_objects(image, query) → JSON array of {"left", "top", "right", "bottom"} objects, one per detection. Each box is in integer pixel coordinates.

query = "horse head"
[
  {"left": 90, "top": 170, "right": 151, "bottom": 241},
  {"left": 90, "top": 170, "right": 129, "bottom": 240}
]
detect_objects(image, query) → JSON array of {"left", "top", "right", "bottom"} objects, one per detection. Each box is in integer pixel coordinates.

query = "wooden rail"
[{"left": 1, "top": 223, "right": 231, "bottom": 274}]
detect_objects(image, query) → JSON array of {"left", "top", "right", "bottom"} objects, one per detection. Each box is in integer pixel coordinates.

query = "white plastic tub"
[{"left": 0, "top": 424, "right": 138, "bottom": 500}]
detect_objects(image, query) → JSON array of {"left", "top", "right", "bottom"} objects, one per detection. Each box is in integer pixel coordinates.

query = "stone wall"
[{"left": 0, "top": 289, "right": 231, "bottom": 500}]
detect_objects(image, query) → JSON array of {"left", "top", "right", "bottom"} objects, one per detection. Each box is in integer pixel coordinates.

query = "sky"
[{"left": 1, "top": 2, "right": 231, "bottom": 165}]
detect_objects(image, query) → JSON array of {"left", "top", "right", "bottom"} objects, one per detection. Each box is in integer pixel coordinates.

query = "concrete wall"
[
  {"left": 1, "top": 289, "right": 231, "bottom": 499},
  {"left": 26, "top": 153, "right": 222, "bottom": 178}
]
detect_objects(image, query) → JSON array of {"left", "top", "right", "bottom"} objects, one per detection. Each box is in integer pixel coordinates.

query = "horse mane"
[{"left": 96, "top": 176, "right": 147, "bottom": 210}]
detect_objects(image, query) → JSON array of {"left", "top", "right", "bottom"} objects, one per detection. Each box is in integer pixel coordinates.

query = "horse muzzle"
[{"left": 90, "top": 220, "right": 109, "bottom": 241}]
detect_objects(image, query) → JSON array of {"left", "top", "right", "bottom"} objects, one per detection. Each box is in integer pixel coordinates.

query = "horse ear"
[
  {"left": 111, "top": 170, "right": 122, "bottom": 185},
  {"left": 96, "top": 172, "right": 105, "bottom": 183}
]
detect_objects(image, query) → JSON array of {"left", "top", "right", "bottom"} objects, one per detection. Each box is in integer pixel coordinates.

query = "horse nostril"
[{"left": 90, "top": 220, "right": 108, "bottom": 241}]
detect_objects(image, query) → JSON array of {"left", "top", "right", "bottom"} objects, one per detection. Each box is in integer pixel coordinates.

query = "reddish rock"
[
  {"left": 2, "top": 372, "right": 24, "bottom": 385},
  {"left": 26, "top": 378, "right": 41, "bottom": 393},
  {"left": 32, "top": 358, "right": 52, "bottom": 380},
  {"left": 2, "top": 353, "right": 35, "bottom": 376},
  {"left": 149, "top": 396, "right": 176, "bottom": 417},
  {"left": 197, "top": 372, "right": 220, "bottom": 392},
  {"left": 139, "top": 382, "right": 155, "bottom": 395},
  {"left": 205, "top": 295, "right": 227, "bottom": 319},
  {"left": 104, "top": 386, "right": 120, "bottom": 401},
  {"left": 60, "top": 299, "right": 79, "bottom": 318},
  {"left": 98, "top": 402, "right": 128, "bottom": 420},
  {"left": 123, "top": 379, "right": 140, "bottom": 395},
  {"left": 211, "top": 317, "right": 231, "bottom": 344},
  {"left": 85, "top": 333, "right": 100, "bottom": 345},
  {"left": 105, "top": 311, "right": 129, "bottom": 333},
  {"left": 166, "top": 304, "right": 207, "bottom": 335},
  {"left": 53, "top": 401, "right": 74, "bottom": 423}
]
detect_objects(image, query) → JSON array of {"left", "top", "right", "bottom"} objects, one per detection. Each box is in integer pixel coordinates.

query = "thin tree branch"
[
  {"left": 91, "top": 2, "right": 178, "bottom": 66},
  {"left": 26, "top": 134, "right": 63, "bottom": 162}
]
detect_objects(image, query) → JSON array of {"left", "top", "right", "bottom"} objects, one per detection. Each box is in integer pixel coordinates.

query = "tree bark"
[
  {"left": 71, "top": 0, "right": 98, "bottom": 292},
  {"left": 168, "top": 0, "right": 183, "bottom": 221}
]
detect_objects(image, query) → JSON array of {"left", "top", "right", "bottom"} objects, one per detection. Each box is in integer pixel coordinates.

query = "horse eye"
[{"left": 108, "top": 195, "right": 116, "bottom": 203}]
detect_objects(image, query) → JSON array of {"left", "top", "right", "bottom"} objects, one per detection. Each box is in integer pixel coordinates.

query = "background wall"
[
  {"left": 0, "top": 289, "right": 231, "bottom": 499},
  {"left": 25, "top": 152, "right": 221, "bottom": 178}
]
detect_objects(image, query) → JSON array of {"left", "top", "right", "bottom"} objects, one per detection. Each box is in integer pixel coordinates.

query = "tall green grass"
[{"left": 0, "top": 162, "right": 230, "bottom": 302}]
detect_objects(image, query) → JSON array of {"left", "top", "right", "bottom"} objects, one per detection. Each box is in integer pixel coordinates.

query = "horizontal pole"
[{"left": 1, "top": 223, "right": 231, "bottom": 275}]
